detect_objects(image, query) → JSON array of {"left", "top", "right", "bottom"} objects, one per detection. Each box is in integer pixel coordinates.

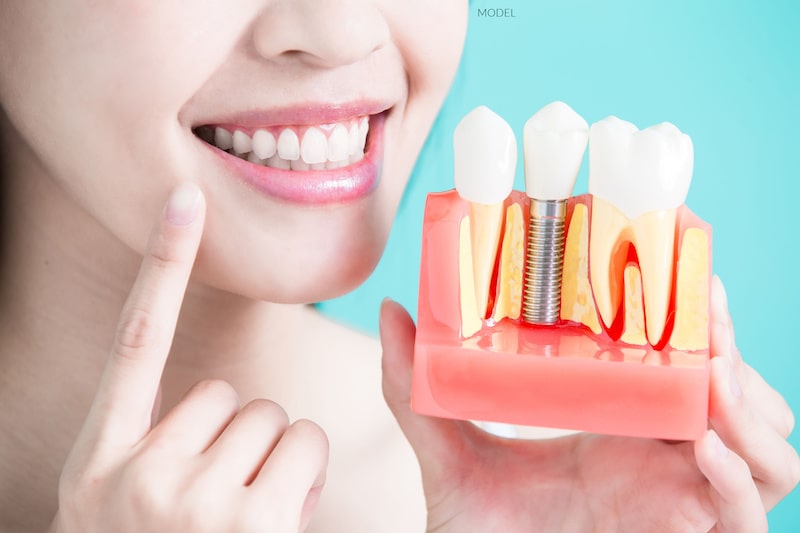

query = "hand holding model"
[
  {"left": 381, "top": 280, "right": 798, "bottom": 531},
  {"left": 49, "top": 183, "right": 328, "bottom": 533}
]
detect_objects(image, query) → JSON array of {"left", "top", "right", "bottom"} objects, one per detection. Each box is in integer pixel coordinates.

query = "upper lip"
[{"left": 192, "top": 99, "right": 394, "bottom": 129}]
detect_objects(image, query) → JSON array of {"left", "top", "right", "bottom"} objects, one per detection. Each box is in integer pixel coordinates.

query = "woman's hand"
[
  {"left": 51, "top": 183, "right": 328, "bottom": 533},
  {"left": 380, "top": 277, "right": 799, "bottom": 532}
]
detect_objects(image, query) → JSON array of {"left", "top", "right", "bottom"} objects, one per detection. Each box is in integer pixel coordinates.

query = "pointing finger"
[{"left": 86, "top": 182, "right": 205, "bottom": 448}]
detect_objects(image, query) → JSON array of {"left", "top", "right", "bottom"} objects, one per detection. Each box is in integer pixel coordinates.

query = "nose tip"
[{"left": 252, "top": 1, "right": 390, "bottom": 69}]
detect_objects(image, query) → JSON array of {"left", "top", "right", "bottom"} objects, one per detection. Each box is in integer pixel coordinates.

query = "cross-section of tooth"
[
  {"left": 252, "top": 129, "right": 277, "bottom": 159},
  {"left": 214, "top": 128, "right": 233, "bottom": 150},
  {"left": 277, "top": 129, "right": 300, "bottom": 160},
  {"left": 327, "top": 124, "right": 349, "bottom": 162},
  {"left": 454, "top": 106, "right": 516, "bottom": 320},
  {"left": 589, "top": 117, "right": 694, "bottom": 345},
  {"left": 301, "top": 127, "right": 328, "bottom": 164}
]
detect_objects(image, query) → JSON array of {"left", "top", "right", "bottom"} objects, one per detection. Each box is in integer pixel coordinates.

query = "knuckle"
[
  {"left": 288, "top": 419, "right": 329, "bottom": 455},
  {"left": 147, "top": 230, "right": 185, "bottom": 272},
  {"left": 241, "top": 399, "right": 289, "bottom": 427},
  {"left": 187, "top": 378, "right": 240, "bottom": 408},
  {"left": 114, "top": 306, "right": 161, "bottom": 357}
]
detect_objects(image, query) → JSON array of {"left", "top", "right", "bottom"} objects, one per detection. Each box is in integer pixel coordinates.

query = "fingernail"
[
  {"left": 166, "top": 182, "right": 201, "bottom": 225},
  {"left": 711, "top": 430, "right": 729, "bottom": 459},
  {"left": 729, "top": 360, "right": 742, "bottom": 398},
  {"left": 379, "top": 297, "right": 394, "bottom": 331}
]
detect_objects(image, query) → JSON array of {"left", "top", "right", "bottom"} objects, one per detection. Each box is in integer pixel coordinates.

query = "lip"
[{"left": 198, "top": 106, "right": 387, "bottom": 206}]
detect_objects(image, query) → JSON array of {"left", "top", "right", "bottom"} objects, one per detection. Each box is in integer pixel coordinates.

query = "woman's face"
[{"left": 0, "top": 1, "right": 468, "bottom": 302}]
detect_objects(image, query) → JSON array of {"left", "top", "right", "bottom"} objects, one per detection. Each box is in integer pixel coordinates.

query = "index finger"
[{"left": 87, "top": 182, "right": 205, "bottom": 447}]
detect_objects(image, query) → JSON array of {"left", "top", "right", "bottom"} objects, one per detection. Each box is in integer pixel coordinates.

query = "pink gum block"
[{"left": 412, "top": 191, "right": 711, "bottom": 441}]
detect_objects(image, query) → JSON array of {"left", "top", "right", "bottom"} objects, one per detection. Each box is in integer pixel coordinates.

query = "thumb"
[{"left": 379, "top": 298, "right": 475, "bottom": 486}]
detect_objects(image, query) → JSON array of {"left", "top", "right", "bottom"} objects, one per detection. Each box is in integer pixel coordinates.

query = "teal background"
[{"left": 320, "top": 0, "right": 799, "bottom": 528}]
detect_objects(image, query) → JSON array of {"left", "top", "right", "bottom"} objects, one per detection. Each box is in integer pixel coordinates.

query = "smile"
[
  {"left": 196, "top": 116, "right": 369, "bottom": 171},
  {"left": 194, "top": 106, "right": 387, "bottom": 205}
]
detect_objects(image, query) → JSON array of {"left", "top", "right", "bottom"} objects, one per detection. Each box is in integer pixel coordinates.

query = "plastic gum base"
[{"left": 412, "top": 190, "right": 711, "bottom": 441}]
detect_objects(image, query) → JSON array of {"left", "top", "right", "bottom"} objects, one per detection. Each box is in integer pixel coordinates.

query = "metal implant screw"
[{"left": 522, "top": 199, "right": 567, "bottom": 325}]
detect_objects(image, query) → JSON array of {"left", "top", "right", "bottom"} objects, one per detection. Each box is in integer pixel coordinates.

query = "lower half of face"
[{"left": 0, "top": 0, "right": 468, "bottom": 303}]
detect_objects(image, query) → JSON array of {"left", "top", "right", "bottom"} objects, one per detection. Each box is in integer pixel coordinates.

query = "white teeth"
[
  {"left": 277, "top": 129, "right": 300, "bottom": 160},
  {"left": 214, "top": 128, "right": 233, "bottom": 150},
  {"left": 453, "top": 106, "right": 516, "bottom": 204},
  {"left": 358, "top": 117, "right": 369, "bottom": 151},
  {"left": 266, "top": 154, "right": 290, "bottom": 170},
  {"left": 523, "top": 101, "right": 588, "bottom": 200},
  {"left": 252, "top": 129, "right": 277, "bottom": 159},
  {"left": 327, "top": 124, "right": 349, "bottom": 162},
  {"left": 301, "top": 127, "right": 328, "bottom": 164},
  {"left": 232, "top": 130, "right": 252, "bottom": 155},
  {"left": 247, "top": 152, "right": 264, "bottom": 165},
  {"left": 290, "top": 159, "right": 310, "bottom": 171},
  {"left": 207, "top": 117, "right": 370, "bottom": 171},
  {"left": 348, "top": 123, "right": 359, "bottom": 156},
  {"left": 588, "top": 116, "right": 694, "bottom": 346},
  {"left": 589, "top": 117, "right": 693, "bottom": 219}
]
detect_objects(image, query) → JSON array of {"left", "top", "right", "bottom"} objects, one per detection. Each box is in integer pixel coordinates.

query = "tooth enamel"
[
  {"left": 348, "top": 123, "right": 359, "bottom": 155},
  {"left": 350, "top": 151, "right": 364, "bottom": 164},
  {"left": 311, "top": 163, "right": 326, "bottom": 171},
  {"left": 326, "top": 159, "right": 349, "bottom": 170},
  {"left": 233, "top": 130, "right": 252, "bottom": 154},
  {"left": 266, "top": 154, "right": 290, "bottom": 170},
  {"left": 523, "top": 101, "right": 588, "bottom": 200},
  {"left": 252, "top": 129, "right": 277, "bottom": 159},
  {"left": 327, "top": 124, "right": 349, "bottom": 162},
  {"left": 247, "top": 152, "right": 265, "bottom": 165},
  {"left": 214, "top": 128, "right": 233, "bottom": 150},
  {"left": 588, "top": 116, "right": 694, "bottom": 345},
  {"left": 358, "top": 117, "right": 369, "bottom": 151},
  {"left": 291, "top": 159, "right": 310, "bottom": 171},
  {"left": 300, "top": 127, "right": 328, "bottom": 164},
  {"left": 277, "top": 129, "right": 300, "bottom": 160}
]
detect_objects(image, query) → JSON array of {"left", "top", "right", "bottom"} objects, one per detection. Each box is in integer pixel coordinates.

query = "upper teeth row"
[{"left": 209, "top": 117, "right": 369, "bottom": 170}]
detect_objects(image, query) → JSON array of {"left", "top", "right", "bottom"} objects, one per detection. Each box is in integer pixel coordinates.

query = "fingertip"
[{"left": 165, "top": 182, "right": 204, "bottom": 226}]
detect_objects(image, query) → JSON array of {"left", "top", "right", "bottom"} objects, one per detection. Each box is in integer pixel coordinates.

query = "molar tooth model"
[{"left": 412, "top": 103, "right": 711, "bottom": 440}]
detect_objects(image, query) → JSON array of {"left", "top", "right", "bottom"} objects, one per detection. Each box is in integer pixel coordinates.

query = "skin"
[
  {"left": 0, "top": 1, "right": 797, "bottom": 532},
  {"left": 0, "top": 1, "right": 466, "bottom": 531}
]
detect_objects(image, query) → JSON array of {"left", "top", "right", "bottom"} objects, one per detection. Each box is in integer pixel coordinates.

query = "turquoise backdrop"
[{"left": 320, "top": 0, "right": 799, "bottom": 527}]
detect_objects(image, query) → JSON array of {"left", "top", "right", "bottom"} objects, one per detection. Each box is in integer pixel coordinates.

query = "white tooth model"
[
  {"left": 589, "top": 117, "right": 694, "bottom": 345},
  {"left": 522, "top": 101, "right": 589, "bottom": 324},
  {"left": 454, "top": 106, "right": 517, "bottom": 322}
]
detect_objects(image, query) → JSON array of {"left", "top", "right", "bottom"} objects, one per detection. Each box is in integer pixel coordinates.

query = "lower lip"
[{"left": 206, "top": 113, "right": 385, "bottom": 205}]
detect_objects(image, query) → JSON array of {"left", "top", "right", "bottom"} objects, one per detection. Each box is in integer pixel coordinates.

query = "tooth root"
[
  {"left": 459, "top": 216, "right": 482, "bottom": 337},
  {"left": 252, "top": 129, "right": 277, "bottom": 159},
  {"left": 277, "top": 129, "right": 300, "bottom": 160},
  {"left": 631, "top": 208, "right": 677, "bottom": 346},
  {"left": 620, "top": 264, "right": 648, "bottom": 346},
  {"left": 589, "top": 198, "right": 630, "bottom": 329},
  {"left": 301, "top": 127, "right": 328, "bottom": 164},
  {"left": 469, "top": 202, "right": 504, "bottom": 318}
]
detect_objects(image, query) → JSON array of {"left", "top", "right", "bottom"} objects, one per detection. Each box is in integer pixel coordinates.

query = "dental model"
[
  {"left": 588, "top": 117, "right": 694, "bottom": 346},
  {"left": 412, "top": 104, "right": 712, "bottom": 440},
  {"left": 453, "top": 107, "right": 517, "bottom": 336},
  {"left": 521, "top": 102, "right": 589, "bottom": 324}
]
